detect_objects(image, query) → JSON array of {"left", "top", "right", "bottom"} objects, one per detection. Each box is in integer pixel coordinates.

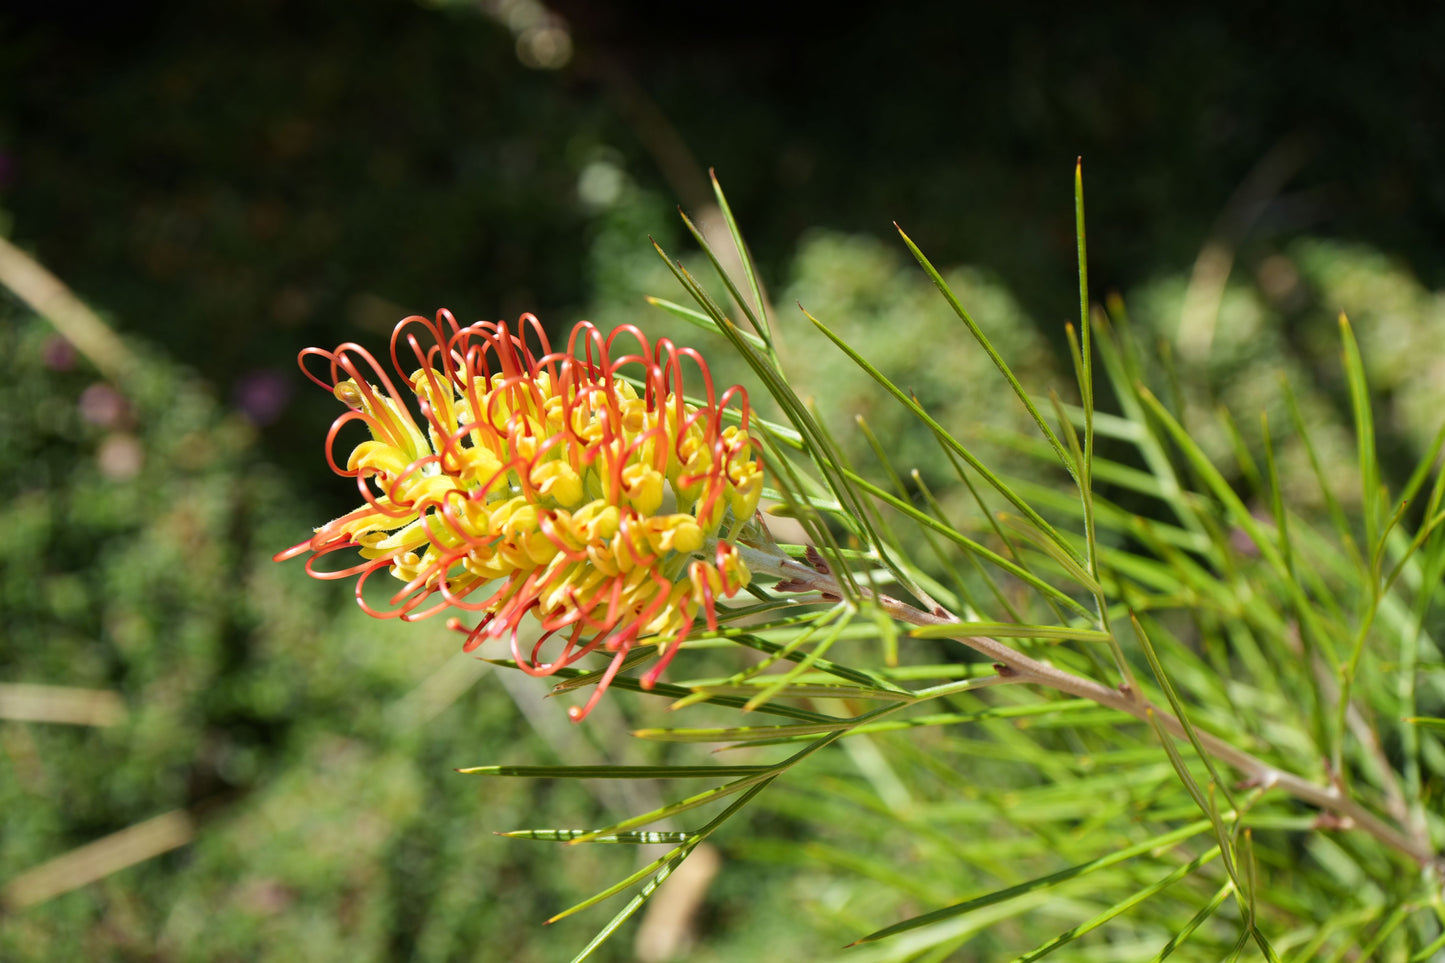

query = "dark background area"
[{"left": 5, "top": 0, "right": 1445, "bottom": 483}]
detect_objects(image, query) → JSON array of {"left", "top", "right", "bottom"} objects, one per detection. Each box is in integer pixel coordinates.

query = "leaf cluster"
[{"left": 488, "top": 172, "right": 1445, "bottom": 961}]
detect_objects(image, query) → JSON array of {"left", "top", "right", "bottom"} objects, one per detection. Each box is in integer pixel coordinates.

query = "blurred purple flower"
[
  {"left": 43, "top": 335, "right": 77, "bottom": 371},
  {"left": 78, "top": 383, "right": 129, "bottom": 428},
  {"left": 233, "top": 368, "right": 293, "bottom": 425}
]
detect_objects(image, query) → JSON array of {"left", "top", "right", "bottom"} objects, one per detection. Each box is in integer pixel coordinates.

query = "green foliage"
[
  {"left": 487, "top": 175, "right": 1445, "bottom": 960},
  {"left": 8, "top": 168, "right": 1445, "bottom": 961}
]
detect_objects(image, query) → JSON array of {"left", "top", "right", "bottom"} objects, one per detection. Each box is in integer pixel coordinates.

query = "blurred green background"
[{"left": 4, "top": 1, "right": 1445, "bottom": 959}]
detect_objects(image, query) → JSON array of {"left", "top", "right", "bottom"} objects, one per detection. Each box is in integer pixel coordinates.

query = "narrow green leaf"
[
  {"left": 708, "top": 170, "right": 772, "bottom": 345},
  {"left": 911, "top": 461, "right": 1030, "bottom": 624},
  {"left": 1063, "top": 327, "right": 1101, "bottom": 578},
  {"left": 1136, "top": 385, "right": 1341, "bottom": 672},
  {"left": 668, "top": 605, "right": 847, "bottom": 708},
  {"left": 741, "top": 614, "right": 862, "bottom": 711},
  {"left": 1217, "top": 405, "right": 1262, "bottom": 494},
  {"left": 1003, "top": 473, "right": 1204, "bottom": 551},
  {"left": 676, "top": 207, "right": 771, "bottom": 351},
  {"left": 561, "top": 779, "right": 775, "bottom": 962},
  {"left": 1051, "top": 386, "right": 1130, "bottom": 683},
  {"left": 800, "top": 395, "right": 926, "bottom": 605},
  {"left": 1144, "top": 705, "right": 1245, "bottom": 906},
  {"left": 713, "top": 697, "right": 1113, "bottom": 751},
  {"left": 1132, "top": 613, "right": 1240, "bottom": 814},
  {"left": 457, "top": 764, "right": 771, "bottom": 778},
  {"left": 845, "top": 413, "right": 945, "bottom": 614},
  {"left": 802, "top": 303, "right": 1083, "bottom": 566},
  {"left": 550, "top": 844, "right": 689, "bottom": 924},
  {"left": 1380, "top": 508, "right": 1445, "bottom": 599},
  {"left": 908, "top": 622, "right": 1112, "bottom": 644},
  {"left": 1279, "top": 370, "right": 1362, "bottom": 568},
  {"left": 853, "top": 818, "right": 1216, "bottom": 944},
  {"left": 684, "top": 683, "right": 916, "bottom": 704},
  {"left": 1404, "top": 716, "right": 1445, "bottom": 731},
  {"left": 564, "top": 867, "right": 672, "bottom": 963},
  {"left": 1349, "top": 893, "right": 1410, "bottom": 959},
  {"left": 1395, "top": 417, "right": 1445, "bottom": 517},
  {"left": 499, "top": 829, "right": 692, "bottom": 844},
  {"left": 1339, "top": 312, "right": 1382, "bottom": 548},
  {"left": 1059, "top": 403, "right": 1141, "bottom": 442},
  {"left": 1369, "top": 497, "right": 1412, "bottom": 588},
  {"left": 979, "top": 424, "right": 1171, "bottom": 500},
  {"left": 1410, "top": 927, "right": 1445, "bottom": 961},
  {"left": 643, "top": 295, "right": 766, "bottom": 350},
  {"left": 1147, "top": 882, "right": 1234, "bottom": 962},
  {"left": 878, "top": 663, "right": 996, "bottom": 682},
  {"left": 1222, "top": 928, "right": 1252, "bottom": 963},
  {"left": 755, "top": 429, "right": 864, "bottom": 602},
  {"left": 636, "top": 699, "right": 1069, "bottom": 745},
  {"left": 1259, "top": 412, "right": 1294, "bottom": 582},
  {"left": 996, "top": 511, "right": 1102, "bottom": 595},
  {"left": 483, "top": 658, "right": 842, "bottom": 724},
  {"left": 1249, "top": 920, "right": 1282, "bottom": 963},
  {"left": 896, "top": 223, "right": 1078, "bottom": 485},
  {"left": 633, "top": 720, "right": 851, "bottom": 743},
  {"left": 731, "top": 626, "right": 913, "bottom": 694},
  {"left": 1011, "top": 845, "right": 1222, "bottom": 963},
  {"left": 572, "top": 720, "right": 871, "bottom": 842},
  {"left": 1090, "top": 310, "right": 1204, "bottom": 539},
  {"left": 547, "top": 646, "right": 657, "bottom": 691},
  {"left": 1138, "top": 619, "right": 1241, "bottom": 789},
  {"left": 841, "top": 467, "right": 1093, "bottom": 619},
  {"left": 1075, "top": 159, "right": 1092, "bottom": 409},
  {"left": 566, "top": 774, "right": 773, "bottom": 842}
]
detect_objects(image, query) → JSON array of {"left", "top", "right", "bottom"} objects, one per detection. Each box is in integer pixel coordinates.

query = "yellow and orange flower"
[{"left": 275, "top": 311, "right": 764, "bottom": 719}]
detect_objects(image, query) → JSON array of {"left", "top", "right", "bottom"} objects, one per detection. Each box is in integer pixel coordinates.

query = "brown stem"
[{"left": 739, "top": 547, "right": 1443, "bottom": 873}]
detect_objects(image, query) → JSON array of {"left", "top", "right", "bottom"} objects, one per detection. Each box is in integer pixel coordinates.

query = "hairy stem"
[{"left": 738, "top": 544, "right": 1443, "bottom": 873}]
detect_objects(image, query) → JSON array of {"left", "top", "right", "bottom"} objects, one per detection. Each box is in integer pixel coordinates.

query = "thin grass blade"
[{"left": 852, "top": 818, "right": 1216, "bottom": 944}]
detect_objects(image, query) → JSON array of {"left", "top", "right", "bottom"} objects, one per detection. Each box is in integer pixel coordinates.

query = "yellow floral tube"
[{"left": 275, "top": 311, "right": 764, "bottom": 719}]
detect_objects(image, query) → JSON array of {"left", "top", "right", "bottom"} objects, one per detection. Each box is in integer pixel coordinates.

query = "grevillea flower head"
[{"left": 275, "top": 311, "right": 764, "bottom": 719}]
